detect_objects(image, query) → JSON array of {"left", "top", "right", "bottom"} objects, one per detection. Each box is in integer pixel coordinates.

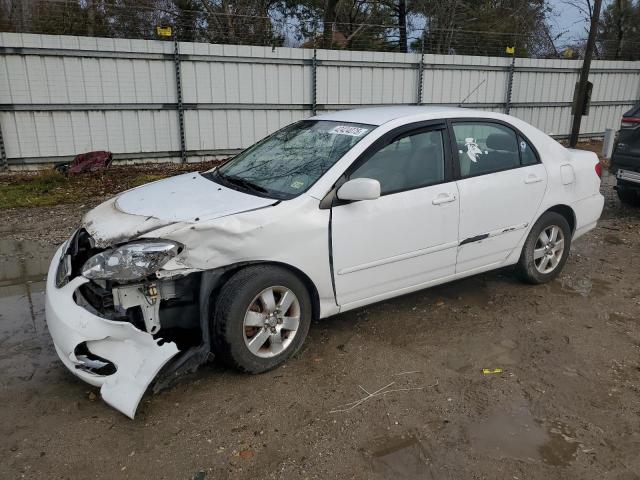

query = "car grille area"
[{"left": 67, "top": 229, "right": 103, "bottom": 279}]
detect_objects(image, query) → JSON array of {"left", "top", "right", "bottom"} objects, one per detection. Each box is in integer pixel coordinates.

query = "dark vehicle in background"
[{"left": 610, "top": 103, "right": 640, "bottom": 206}]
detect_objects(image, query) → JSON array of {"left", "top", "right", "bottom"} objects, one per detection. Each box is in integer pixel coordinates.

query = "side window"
[
  {"left": 518, "top": 135, "right": 538, "bottom": 165},
  {"left": 453, "top": 123, "right": 520, "bottom": 177},
  {"left": 350, "top": 130, "right": 445, "bottom": 195}
]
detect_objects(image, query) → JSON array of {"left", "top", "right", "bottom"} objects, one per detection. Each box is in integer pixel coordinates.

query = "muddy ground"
[{"left": 1, "top": 170, "right": 639, "bottom": 480}]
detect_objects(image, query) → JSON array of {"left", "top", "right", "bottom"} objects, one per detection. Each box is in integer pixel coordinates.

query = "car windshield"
[{"left": 207, "top": 120, "right": 374, "bottom": 199}]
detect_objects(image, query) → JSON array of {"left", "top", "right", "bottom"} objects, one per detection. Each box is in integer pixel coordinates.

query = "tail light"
[
  {"left": 595, "top": 162, "right": 602, "bottom": 178},
  {"left": 621, "top": 117, "right": 640, "bottom": 129}
]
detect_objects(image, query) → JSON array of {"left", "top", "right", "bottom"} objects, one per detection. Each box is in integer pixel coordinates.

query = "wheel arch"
[
  {"left": 541, "top": 204, "right": 576, "bottom": 234},
  {"left": 207, "top": 260, "right": 321, "bottom": 323}
]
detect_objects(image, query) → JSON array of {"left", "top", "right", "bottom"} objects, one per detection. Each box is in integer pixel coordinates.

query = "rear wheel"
[
  {"left": 212, "top": 265, "right": 312, "bottom": 373},
  {"left": 616, "top": 185, "right": 640, "bottom": 206},
  {"left": 516, "top": 212, "right": 572, "bottom": 284}
]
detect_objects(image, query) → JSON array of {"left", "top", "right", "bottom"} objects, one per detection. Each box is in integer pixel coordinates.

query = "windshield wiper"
[
  {"left": 222, "top": 175, "right": 270, "bottom": 194},
  {"left": 208, "top": 168, "right": 282, "bottom": 198}
]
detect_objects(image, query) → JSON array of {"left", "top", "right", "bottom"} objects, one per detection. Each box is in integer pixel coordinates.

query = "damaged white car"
[{"left": 45, "top": 107, "right": 604, "bottom": 417}]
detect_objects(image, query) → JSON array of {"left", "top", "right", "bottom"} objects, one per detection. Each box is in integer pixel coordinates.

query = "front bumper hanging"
[{"left": 45, "top": 245, "right": 180, "bottom": 418}]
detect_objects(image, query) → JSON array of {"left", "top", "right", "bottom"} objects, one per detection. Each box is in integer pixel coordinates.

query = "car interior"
[
  {"left": 351, "top": 130, "right": 445, "bottom": 194},
  {"left": 454, "top": 124, "right": 521, "bottom": 177}
]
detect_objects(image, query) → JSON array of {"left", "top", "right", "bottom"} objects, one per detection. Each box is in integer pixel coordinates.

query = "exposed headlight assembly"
[{"left": 81, "top": 240, "right": 183, "bottom": 282}]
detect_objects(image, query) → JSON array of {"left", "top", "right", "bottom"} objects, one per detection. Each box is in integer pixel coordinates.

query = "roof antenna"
[{"left": 457, "top": 79, "right": 486, "bottom": 107}]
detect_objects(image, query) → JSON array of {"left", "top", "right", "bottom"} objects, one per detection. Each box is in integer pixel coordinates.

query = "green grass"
[
  {"left": 0, "top": 170, "right": 167, "bottom": 209},
  {"left": 0, "top": 159, "right": 223, "bottom": 210},
  {"left": 0, "top": 171, "right": 70, "bottom": 208}
]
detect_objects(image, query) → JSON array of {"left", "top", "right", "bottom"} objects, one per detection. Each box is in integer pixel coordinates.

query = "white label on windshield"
[{"left": 329, "top": 125, "right": 368, "bottom": 137}]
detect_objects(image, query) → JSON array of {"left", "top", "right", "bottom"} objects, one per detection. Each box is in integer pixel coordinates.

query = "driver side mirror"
[{"left": 337, "top": 178, "right": 381, "bottom": 201}]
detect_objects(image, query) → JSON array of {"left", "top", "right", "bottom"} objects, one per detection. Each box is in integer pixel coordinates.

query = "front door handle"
[
  {"left": 524, "top": 174, "right": 543, "bottom": 184},
  {"left": 432, "top": 193, "right": 457, "bottom": 205}
]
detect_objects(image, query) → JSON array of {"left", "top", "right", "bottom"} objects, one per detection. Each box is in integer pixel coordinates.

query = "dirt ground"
[{"left": 1, "top": 169, "right": 639, "bottom": 480}]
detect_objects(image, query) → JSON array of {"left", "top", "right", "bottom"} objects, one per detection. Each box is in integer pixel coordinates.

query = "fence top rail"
[
  {"left": 3, "top": 44, "right": 640, "bottom": 75},
  {"left": 2, "top": 32, "right": 640, "bottom": 71}
]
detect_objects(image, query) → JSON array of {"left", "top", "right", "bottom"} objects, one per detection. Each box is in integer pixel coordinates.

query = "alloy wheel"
[
  {"left": 242, "top": 286, "right": 301, "bottom": 358},
  {"left": 533, "top": 225, "right": 565, "bottom": 274}
]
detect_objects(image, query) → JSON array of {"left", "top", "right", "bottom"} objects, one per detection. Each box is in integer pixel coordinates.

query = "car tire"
[
  {"left": 516, "top": 212, "right": 572, "bottom": 284},
  {"left": 616, "top": 186, "right": 640, "bottom": 207},
  {"left": 212, "top": 265, "right": 312, "bottom": 373}
]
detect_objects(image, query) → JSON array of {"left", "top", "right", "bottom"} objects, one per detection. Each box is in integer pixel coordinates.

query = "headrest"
[{"left": 486, "top": 133, "right": 517, "bottom": 152}]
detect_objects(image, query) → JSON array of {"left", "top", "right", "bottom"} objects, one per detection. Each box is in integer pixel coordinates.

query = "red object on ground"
[{"left": 68, "top": 151, "right": 113, "bottom": 174}]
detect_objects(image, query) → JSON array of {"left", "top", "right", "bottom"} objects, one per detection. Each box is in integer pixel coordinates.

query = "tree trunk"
[
  {"left": 614, "top": 0, "right": 623, "bottom": 59},
  {"left": 87, "top": 0, "right": 95, "bottom": 37},
  {"left": 9, "top": 0, "right": 30, "bottom": 31},
  {"left": 322, "top": 0, "right": 339, "bottom": 48},
  {"left": 569, "top": 0, "right": 603, "bottom": 147},
  {"left": 398, "top": 0, "right": 407, "bottom": 53}
]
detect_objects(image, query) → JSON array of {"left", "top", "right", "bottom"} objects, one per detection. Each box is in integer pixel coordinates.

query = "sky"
[{"left": 548, "top": 0, "right": 612, "bottom": 41}]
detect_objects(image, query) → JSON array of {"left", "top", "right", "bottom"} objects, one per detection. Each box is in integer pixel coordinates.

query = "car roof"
[{"left": 310, "top": 106, "right": 501, "bottom": 126}]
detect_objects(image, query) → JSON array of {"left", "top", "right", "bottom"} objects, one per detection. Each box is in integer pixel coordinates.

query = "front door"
[
  {"left": 450, "top": 121, "right": 548, "bottom": 273},
  {"left": 331, "top": 125, "right": 460, "bottom": 308}
]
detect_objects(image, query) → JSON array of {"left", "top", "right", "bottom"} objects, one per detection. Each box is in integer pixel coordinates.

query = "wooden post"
[{"left": 569, "top": 0, "right": 603, "bottom": 147}]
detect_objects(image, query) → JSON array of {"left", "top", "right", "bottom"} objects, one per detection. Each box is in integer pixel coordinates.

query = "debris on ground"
[
  {"left": 55, "top": 151, "right": 113, "bottom": 175},
  {"left": 330, "top": 375, "right": 437, "bottom": 414}
]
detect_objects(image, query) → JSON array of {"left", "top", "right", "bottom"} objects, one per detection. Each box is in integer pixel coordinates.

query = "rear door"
[
  {"left": 331, "top": 123, "right": 459, "bottom": 307},
  {"left": 450, "top": 120, "right": 547, "bottom": 273}
]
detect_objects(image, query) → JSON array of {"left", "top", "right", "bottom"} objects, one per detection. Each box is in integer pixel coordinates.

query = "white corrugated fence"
[{"left": 0, "top": 32, "right": 639, "bottom": 168}]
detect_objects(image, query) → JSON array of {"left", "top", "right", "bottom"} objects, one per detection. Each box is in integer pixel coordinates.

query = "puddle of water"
[
  {"left": 468, "top": 406, "right": 547, "bottom": 462},
  {"left": 561, "top": 277, "right": 610, "bottom": 298},
  {"left": 0, "top": 239, "right": 57, "bottom": 386},
  {"left": 539, "top": 421, "right": 581, "bottom": 466},
  {"left": 561, "top": 277, "right": 593, "bottom": 297},
  {"left": 368, "top": 435, "right": 432, "bottom": 479},
  {"left": 0, "top": 239, "right": 53, "bottom": 286},
  {"left": 468, "top": 406, "right": 579, "bottom": 466}
]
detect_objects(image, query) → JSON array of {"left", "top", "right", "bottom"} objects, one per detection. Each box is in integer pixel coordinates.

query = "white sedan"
[{"left": 45, "top": 107, "right": 604, "bottom": 417}]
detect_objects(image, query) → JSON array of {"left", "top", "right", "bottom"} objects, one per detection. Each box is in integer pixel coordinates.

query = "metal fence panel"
[{"left": 1, "top": 32, "right": 639, "bottom": 167}]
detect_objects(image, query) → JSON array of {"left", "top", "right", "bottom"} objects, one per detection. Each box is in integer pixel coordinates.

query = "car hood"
[
  {"left": 116, "top": 172, "right": 276, "bottom": 222},
  {"left": 84, "top": 172, "right": 277, "bottom": 247}
]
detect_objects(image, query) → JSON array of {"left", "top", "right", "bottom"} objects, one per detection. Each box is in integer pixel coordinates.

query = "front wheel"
[
  {"left": 212, "top": 265, "right": 312, "bottom": 373},
  {"left": 516, "top": 212, "right": 572, "bottom": 284}
]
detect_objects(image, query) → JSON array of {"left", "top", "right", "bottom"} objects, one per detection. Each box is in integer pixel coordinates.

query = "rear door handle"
[
  {"left": 524, "top": 174, "right": 543, "bottom": 184},
  {"left": 432, "top": 193, "right": 457, "bottom": 205}
]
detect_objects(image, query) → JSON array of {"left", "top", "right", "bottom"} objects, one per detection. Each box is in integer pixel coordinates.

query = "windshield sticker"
[
  {"left": 459, "top": 137, "right": 487, "bottom": 163},
  {"left": 520, "top": 140, "right": 527, "bottom": 152},
  {"left": 329, "top": 125, "right": 369, "bottom": 137},
  {"left": 290, "top": 180, "right": 305, "bottom": 189}
]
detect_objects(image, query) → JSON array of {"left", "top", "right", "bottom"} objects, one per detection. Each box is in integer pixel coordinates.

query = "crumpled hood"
[
  {"left": 84, "top": 172, "right": 276, "bottom": 247},
  {"left": 116, "top": 172, "right": 275, "bottom": 222}
]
